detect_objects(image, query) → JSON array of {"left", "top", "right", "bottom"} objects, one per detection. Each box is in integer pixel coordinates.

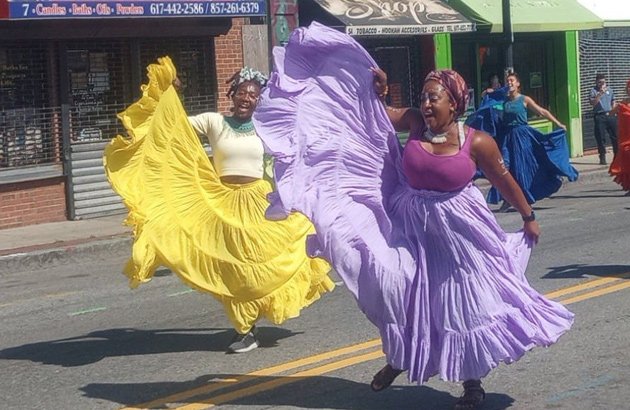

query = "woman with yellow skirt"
[{"left": 104, "top": 57, "right": 334, "bottom": 353}]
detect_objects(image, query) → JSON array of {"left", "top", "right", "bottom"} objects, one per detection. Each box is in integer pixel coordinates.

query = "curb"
[
  {"left": 0, "top": 165, "right": 615, "bottom": 274},
  {"left": 475, "top": 163, "right": 611, "bottom": 190},
  {"left": 0, "top": 235, "right": 132, "bottom": 274}
]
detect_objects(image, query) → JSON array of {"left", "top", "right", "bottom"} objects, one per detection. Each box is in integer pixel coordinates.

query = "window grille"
[
  {"left": 0, "top": 42, "right": 60, "bottom": 168},
  {"left": 363, "top": 38, "right": 422, "bottom": 109},
  {"left": 66, "top": 40, "right": 131, "bottom": 143},
  {"left": 579, "top": 28, "right": 630, "bottom": 150},
  {"left": 139, "top": 38, "right": 217, "bottom": 116},
  {"left": 1, "top": 37, "right": 219, "bottom": 170}
]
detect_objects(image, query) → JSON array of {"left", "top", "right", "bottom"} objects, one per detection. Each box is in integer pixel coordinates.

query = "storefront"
[
  {"left": 446, "top": 0, "right": 603, "bottom": 156},
  {"left": 576, "top": 0, "right": 630, "bottom": 152},
  {"left": 298, "top": 0, "right": 474, "bottom": 109},
  {"left": 0, "top": 0, "right": 266, "bottom": 228}
]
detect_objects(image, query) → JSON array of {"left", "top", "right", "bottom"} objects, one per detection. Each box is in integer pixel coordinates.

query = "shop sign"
[
  {"left": 4, "top": 0, "right": 266, "bottom": 19},
  {"left": 314, "top": 0, "right": 474, "bottom": 36},
  {"left": 346, "top": 22, "right": 474, "bottom": 36}
]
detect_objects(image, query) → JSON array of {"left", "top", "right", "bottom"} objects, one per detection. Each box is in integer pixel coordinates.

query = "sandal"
[
  {"left": 454, "top": 380, "right": 486, "bottom": 410},
  {"left": 370, "top": 364, "right": 403, "bottom": 392}
]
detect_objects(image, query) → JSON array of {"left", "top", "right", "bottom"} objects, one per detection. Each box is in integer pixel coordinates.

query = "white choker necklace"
[{"left": 424, "top": 127, "right": 450, "bottom": 144}]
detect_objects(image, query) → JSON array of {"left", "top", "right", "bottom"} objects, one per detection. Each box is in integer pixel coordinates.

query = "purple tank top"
[{"left": 402, "top": 125, "right": 477, "bottom": 192}]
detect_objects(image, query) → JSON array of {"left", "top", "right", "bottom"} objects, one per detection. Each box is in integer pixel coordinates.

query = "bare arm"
[
  {"left": 609, "top": 99, "right": 629, "bottom": 115},
  {"left": 382, "top": 106, "right": 424, "bottom": 132},
  {"left": 523, "top": 95, "right": 566, "bottom": 131},
  {"left": 470, "top": 129, "right": 540, "bottom": 243},
  {"left": 371, "top": 67, "right": 423, "bottom": 132},
  {"left": 611, "top": 102, "right": 620, "bottom": 116}
]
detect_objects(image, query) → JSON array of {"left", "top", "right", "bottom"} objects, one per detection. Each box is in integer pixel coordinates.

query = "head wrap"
[
  {"left": 227, "top": 67, "right": 268, "bottom": 97},
  {"left": 424, "top": 70, "right": 469, "bottom": 119}
]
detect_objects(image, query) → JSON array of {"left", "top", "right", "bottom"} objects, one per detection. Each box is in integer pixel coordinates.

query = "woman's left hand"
[
  {"left": 558, "top": 123, "right": 567, "bottom": 131},
  {"left": 523, "top": 220, "right": 540, "bottom": 244},
  {"left": 370, "top": 67, "right": 388, "bottom": 97},
  {"left": 172, "top": 77, "right": 182, "bottom": 91}
]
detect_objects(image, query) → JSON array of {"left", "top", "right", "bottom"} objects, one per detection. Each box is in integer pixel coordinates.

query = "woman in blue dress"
[{"left": 479, "top": 72, "right": 578, "bottom": 211}]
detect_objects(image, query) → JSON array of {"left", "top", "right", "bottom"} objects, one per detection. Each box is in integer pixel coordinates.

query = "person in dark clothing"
[{"left": 589, "top": 73, "right": 618, "bottom": 165}]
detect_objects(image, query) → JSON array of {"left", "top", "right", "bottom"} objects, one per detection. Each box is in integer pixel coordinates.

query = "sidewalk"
[{"left": 0, "top": 151, "right": 617, "bottom": 272}]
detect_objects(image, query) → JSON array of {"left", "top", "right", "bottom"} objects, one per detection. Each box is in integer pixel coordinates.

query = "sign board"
[
  {"left": 314, "top": 0, "right": 474, "bottom": 36},
  {"left": 3, "top": 0, "right": 266, "bottom": 19}
]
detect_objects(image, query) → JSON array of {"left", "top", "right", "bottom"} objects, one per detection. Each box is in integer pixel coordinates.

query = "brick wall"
[
  {"left": 0, "top": 178, "right": 66, "bottom": 229},
  {"left": 214, "top": 18, "right": 245, "bottom": 115}
]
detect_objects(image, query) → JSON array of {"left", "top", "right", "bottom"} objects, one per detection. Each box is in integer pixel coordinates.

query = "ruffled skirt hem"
[{"left": 105, "top": 56, "right": 333, "bottom": 333}]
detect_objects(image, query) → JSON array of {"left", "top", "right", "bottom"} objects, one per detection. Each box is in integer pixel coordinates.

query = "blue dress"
[{"left": 467, "top": 90, "right": 578, "bottom": 204}]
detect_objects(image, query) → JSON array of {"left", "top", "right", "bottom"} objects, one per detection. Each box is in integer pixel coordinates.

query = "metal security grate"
[
  {"left": 0, "top": 107, "right": 63, "bottom": 168},
  {"left": 67, "top": 38, "right": 219, "bottom": 219},
  {"left": 579, "top": 28, "right": 630, "bottom": 150},
  {"left": 139, "top": 38, "right": 217, "bottom": 115},
  {"left": 0, "top": 43, "right": 50, "bottom": 110},
  {"left": 0, "top": 42, "right": 61, "bottom": 168},
  {"left": 67, "top": 40, "right": 131, "bottom": 143},
  {"left": 363, "top": 37, "right": 422, "bottom": 109}
]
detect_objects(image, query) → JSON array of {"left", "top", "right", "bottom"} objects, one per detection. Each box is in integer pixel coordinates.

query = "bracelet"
[{"left": 522, "top": 210, "right": 536, "bottom": 222}]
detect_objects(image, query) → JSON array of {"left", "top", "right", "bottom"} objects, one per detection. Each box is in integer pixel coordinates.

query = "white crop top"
[{"left": 188, "top": 112, "right": 264, "bottom": 179}]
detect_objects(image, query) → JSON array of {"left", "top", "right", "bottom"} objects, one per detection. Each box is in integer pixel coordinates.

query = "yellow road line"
[
  {"left": 175, "top": 350, "right": 384, "bottom": 410},
  {"left": 120, "top": 339, "right": 381, "bottom": 410},
  {"left": 123, "top": 273, "right": 630, "bottom": 410},
  {"left": 558, "top": 280, "right": 630, "bottom": 305},
  {"left": 545, "top": 272, "right": 630, "bottom": 299}
]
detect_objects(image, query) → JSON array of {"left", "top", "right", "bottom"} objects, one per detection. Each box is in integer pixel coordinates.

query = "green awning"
[{"left": 448, "top": 0, "right": 603, "bottom": 32}]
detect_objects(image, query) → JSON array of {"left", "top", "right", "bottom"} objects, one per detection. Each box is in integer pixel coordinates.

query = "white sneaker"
[{"left": 227, "top": 327, "right": 259, "bottom": 353}]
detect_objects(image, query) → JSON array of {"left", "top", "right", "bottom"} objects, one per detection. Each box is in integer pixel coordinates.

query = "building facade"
[{"left": 0, "top": 0, "right": 266, "bottom": 229}]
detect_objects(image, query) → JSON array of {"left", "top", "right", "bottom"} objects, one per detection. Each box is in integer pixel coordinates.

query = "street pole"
[
  {"left": 266, "top": 0, "right": 274, "bottom": 74},
  {"left": 502, "top": 0, "right": 514, "bottom": 81}
]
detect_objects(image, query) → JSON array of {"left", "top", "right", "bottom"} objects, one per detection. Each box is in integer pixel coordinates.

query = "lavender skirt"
[{"left": 253, "top": 22, "right": 574, "bottom": 384}]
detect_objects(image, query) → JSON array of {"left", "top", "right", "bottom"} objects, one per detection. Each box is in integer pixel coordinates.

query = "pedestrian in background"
[
  {"left": 480, "top": 73, "right": 502, "bottom": 98},
  {"left": 609, "top": 78, "right": 630, "bottom": 193},
  {"left": 104, "top": 57, "right": 333, "bottom": 354},
  {"left": 590, "top": 73, "right": 618, "bottom": 165}
]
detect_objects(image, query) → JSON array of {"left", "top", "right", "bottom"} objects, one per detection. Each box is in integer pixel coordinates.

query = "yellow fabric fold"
[{"left": 104, "top": 57, "right": 334, "bottom": 333}]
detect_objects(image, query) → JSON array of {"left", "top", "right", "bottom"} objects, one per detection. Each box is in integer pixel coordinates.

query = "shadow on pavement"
[
  {"left": 0, "top": 326, "right": 298, "bottom": 367},
  {"left": 550, "top": 187, "right": 628, "bottom": 199},
  {"left": 542, "top": 264, "right": 630, "bottom": 279},
  {"left": 81, "top": 373, "right": 515, "bottom": 410}
]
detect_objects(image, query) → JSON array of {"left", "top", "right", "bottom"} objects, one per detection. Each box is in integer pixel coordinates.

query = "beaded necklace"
[
  {"left": 423, "top": 122, "right": 458, "bottom": 144},
  {"left": 224, "top": 116, "right": 255, "bottom": 133}
]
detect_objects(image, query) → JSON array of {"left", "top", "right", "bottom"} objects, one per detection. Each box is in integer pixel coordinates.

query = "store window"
[
  {"left": 140, "top": 38, "right": 217, "bottom": 116},
  {"left": 453, "top": 37, "right": 551, "bottom": 119},
  {"left": 67, "top": 40, "right": 131, "bottom": 143},
  {"left": 512, "top": 39, "right": 549, "bottom": 111},
  {"left": 362, "top": 38, "right": 423, "bottom": 108},
  {"left": 0, "top": 42, "right": 59, "bottom": 169}
]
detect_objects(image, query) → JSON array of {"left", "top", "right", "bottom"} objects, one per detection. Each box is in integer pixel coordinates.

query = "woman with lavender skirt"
[{"left": 253, "top": 22, "right": 574, "bottom": 410}]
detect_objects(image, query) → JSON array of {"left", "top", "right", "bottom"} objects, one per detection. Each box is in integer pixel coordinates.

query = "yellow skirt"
[{"left": 103, "top": 57, "right": 334, "bottom": 333}]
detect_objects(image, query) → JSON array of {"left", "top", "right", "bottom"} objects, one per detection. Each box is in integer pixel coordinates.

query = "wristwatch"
[{"left": 522, "top": 211, "right": 536, "bottom": 222}]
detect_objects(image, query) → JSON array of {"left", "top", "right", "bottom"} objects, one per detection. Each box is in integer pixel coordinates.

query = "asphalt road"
[{"left": 1, "top": 178, "right": 629, "bottom": 410}]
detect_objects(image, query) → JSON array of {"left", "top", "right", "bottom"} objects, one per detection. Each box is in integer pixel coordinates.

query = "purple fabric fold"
[{"left": 253, "top": 21, "right": 573, "bottom": 384}]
